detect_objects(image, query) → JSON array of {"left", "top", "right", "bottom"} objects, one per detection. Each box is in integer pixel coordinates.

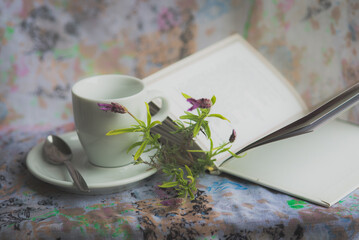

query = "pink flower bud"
[
  {"left": 97, "top": 102, "right": 127, "bottom": 114},
  {"left": 187, "top": 98, "right": 212, "bottom": 111},
  {"left": 229, "top": 129, "right": 236, "bottom": 143}
]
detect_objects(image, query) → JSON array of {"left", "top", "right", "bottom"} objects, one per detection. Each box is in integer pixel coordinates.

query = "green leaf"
[
  {"left": 185, "top": 165, "right": 193, "bottom": 177},
  {"left": 174, "top": 120, "right": 184, "bottom": 128},
  {"left": 228, "top": 150, "right": 247, "bottom": 158},
  {"left": 192, "top": 119, "right": 203, "bottom": 137},
  {"left": 192, "top": 123, "right": 201, "bottom": 137},
  {"left": 207, "top": 114, "right": 230, "bottom": 122},
  {"left": 189, "top": 178, "right": 197, "bottom": 188},
  {"left": 178, "top": 168, "right": 184, "bottom": 180},
  {"left": 182, "top": 93, "right": 192, "bottom": 99},
  {"left": 212, "top": 142, "right": 229, "bottom": 151},
  {"left": 179, "top": 115, "right": 198, "bottom": 121},
  {"left": 188, "top": 190, "right": 195, "bottom": 200},
  {"left": 178, "top": 190, "right": 187, "bottom": 199},
  {"left": 184, "top": 111, "right": 198, "bottom": 116},
  {"left": 143, "top": 146, "right": 156, "bottom": 153},
  {"left": 127, "top": 141, "right": 144, "bottom": 153},
  {"left": 135, "top": 118, "right": 146, "bottom": 128},
  {"left": 211, "top": 95, "right": 216, "bottom": 105},
  {"left": 159, "top": 181, "right": 179, "bottom": 188},
  {"left": 134, "top": 140, "right": 148, "bottom": 160},
  {"left": 134, "top": 157, "right": 144, "bottom": 165},
  {"left": 149, "top": 120, "right": 162, "bottom": 128},
  {"left": 201, "top": 108, "right": 210, "bottom": 115},
  {"left": 152, "top": 133, "right": 161, "bottom": 141},
  {"left": 106, "top": 127, "right": 139, "bottom": 136},
  {"left": 202, "top": 121, "right": 211, "bottom": 138},
  {"left": 215, "top": 147, "right": 231, "bottom": 155},
  {"left": 187, "top": 176, "right": 195, "bottom": 186},
  {"left": 145, "top": 102, "right": 151, "bottom": 126},
  {"left": 187, "top": 149, "right": 206, "bottom": 153},
  {"left": 131, "top": 114, "right": 146, "bottom": 126}
]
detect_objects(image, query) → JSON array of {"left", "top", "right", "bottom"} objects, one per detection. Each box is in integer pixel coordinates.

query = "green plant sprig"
[
  {"left": 98, "top": 93, "right": 243, "bottom": 201},
  {"left": 106, "top": 102, "right": 162, "bottom": 163}
]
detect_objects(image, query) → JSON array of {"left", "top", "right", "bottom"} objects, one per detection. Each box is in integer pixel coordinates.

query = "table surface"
[{"left": 1, "top": 123, "right": 359, "bottom": 239}]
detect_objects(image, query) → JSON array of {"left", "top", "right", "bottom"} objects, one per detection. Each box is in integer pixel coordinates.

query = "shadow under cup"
[{"left": 72, "top": 75, "right": 151, "bottom": 168}]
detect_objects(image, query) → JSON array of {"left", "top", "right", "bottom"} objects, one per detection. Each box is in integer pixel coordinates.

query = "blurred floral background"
[{"left": 1, "top": 0, "right": 358, "bottom": 132}]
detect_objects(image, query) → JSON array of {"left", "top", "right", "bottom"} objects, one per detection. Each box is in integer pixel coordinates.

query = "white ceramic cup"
[{"left": 71, "top": 74, "right": 170, "bottom": 168}]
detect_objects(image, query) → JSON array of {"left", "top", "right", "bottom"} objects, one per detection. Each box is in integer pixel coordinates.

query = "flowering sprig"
[
  {"left": 179, "top": 93, "right": 230, "bottom": 138},
  {"left": 98, "top": 102, "right": 162, "bottom": 163},
  {"left": 159, "top": 165, "right": 197, "bottom": 199},
  {"left": 187, "top": 129, "right": 242, "bottom": 173},
  {"left": 98, "top": 93, "right": 242, "bottom": 201}
]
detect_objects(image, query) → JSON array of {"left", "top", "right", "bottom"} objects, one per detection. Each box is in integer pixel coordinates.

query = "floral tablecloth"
[
  {"left": 3, "top": 123, "right": 359, "bottom": 239},
  {"left": 1, "top": 0, "right": 359, "bottom": 239}
]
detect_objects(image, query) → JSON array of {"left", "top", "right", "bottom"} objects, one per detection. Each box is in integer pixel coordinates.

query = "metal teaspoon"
[{"left": 42, "top": 135, "right": 90, "bottom": 192}]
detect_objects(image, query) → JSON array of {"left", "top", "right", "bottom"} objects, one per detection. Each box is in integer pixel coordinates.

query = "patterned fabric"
[
  {"left": 1, "top": 0, "right": 359, "bottom": 239},
  {"left": 0, "top": 0, "right": 251, "bottom": 131},
  {"left": 2, "top": 125, "right": 359, "bottom": 239},
  {"left": 248, "top": 0, "right": 359, "bottom": 123}
]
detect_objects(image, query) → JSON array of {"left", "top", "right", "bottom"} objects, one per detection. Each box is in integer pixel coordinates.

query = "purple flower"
[
  {"left": 187, "top": 98, "right": 212, "bottom": 111},
  {"left": 97, "top": 102, "right": 127, "bottom": 114},
  {"left": 229, "top": 129, "right": 236, "bottom": 143}
]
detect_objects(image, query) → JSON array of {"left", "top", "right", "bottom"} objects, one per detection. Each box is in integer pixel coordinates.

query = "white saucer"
[{"left": 26, "top": 131, "right": 157, "bottom": 194}]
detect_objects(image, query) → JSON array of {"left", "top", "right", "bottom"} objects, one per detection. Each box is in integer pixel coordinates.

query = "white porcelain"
[
  {"left": 72, "top": 74, "right": 169, "bottom": 167},
  {"left": 26, "top": 131, "right": 157, "bottom": 194}
]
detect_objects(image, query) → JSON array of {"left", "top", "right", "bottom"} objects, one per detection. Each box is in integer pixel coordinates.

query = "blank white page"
[
  {"left": 219, "top": 119, "right": 359, "bottom": 207},
  {"left": 145, "top": 34, "right": 307, "bottom": 166}
]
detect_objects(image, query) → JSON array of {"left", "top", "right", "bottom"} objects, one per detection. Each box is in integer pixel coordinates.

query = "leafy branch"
[{"left": 98, "top": 93, "right": 243, "bottom": 201}]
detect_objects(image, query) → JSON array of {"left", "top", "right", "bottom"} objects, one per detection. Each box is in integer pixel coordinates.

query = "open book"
[{"left": 143, "top": 34, "right": 359, "bottom": 207}]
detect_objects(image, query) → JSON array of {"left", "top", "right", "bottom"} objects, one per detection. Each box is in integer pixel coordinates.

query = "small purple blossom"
[
  {"left": 160, "top": 198, "right": 183, "bottom": 207},
  {"left": 186, "top": 98, "right": 212, "bottom": 111},
  {"left": 229, "top": 129, "right": 236, "bottom": 143},
  {"left": 97, "top": 102, "right": 127, "bottom": 114}
]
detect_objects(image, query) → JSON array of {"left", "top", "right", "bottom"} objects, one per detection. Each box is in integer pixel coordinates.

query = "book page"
[
  {"left": 219, "top": 119, "right": 359, "bottom": 207},
  {"left": 145, "top": 35, "right": 307, "bottom": 166}
]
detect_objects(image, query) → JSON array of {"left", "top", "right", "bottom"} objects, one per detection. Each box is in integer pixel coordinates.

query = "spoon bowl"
[{"left": 42, "top": 135, "right": 90, "bottom": 192}]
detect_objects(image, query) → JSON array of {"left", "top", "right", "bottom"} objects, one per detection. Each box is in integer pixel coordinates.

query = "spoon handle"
[{"left": 63, "top": 160, "right": 90, "bottom": 192}]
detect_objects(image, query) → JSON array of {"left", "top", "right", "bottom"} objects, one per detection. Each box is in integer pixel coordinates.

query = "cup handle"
[{"left": 145, "top": 89, "right": 170, "bottom": 122}]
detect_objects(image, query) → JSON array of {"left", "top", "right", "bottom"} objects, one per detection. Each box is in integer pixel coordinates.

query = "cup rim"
[{"left": 72, "top": 74, "right": 144, "bottom": 102}]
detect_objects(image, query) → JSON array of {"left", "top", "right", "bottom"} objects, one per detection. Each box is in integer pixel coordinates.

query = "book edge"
[{"left": 218, "top": 165, "right": 331, "bottom": 208}]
